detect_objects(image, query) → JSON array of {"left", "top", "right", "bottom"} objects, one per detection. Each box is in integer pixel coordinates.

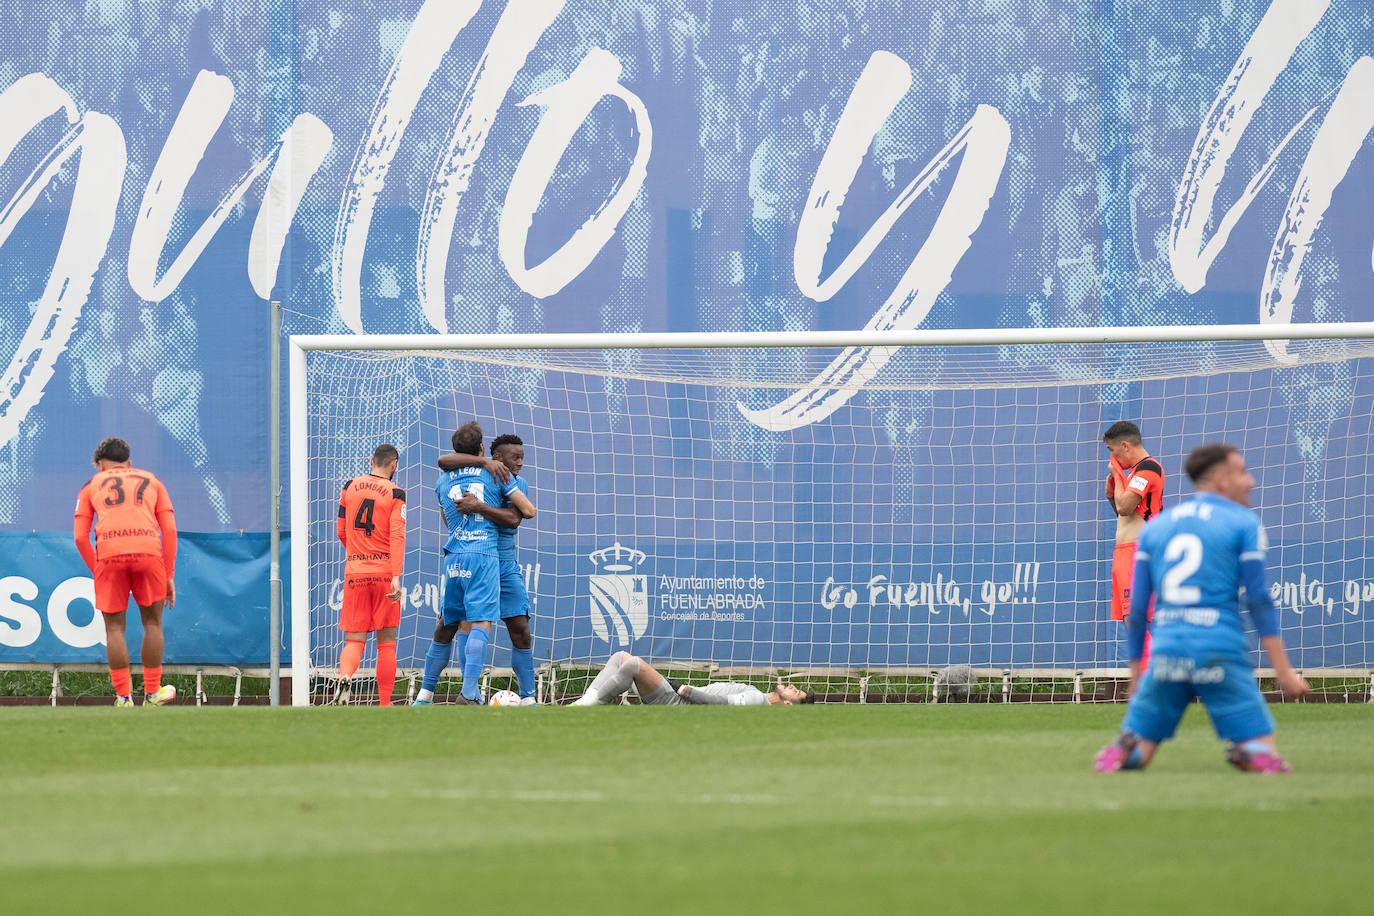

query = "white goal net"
[{"left": 289, "top": 328, "right": 1374, "bottom": 705}]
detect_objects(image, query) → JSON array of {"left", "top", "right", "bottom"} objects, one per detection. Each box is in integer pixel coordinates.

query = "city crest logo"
[{"left": 588, "top": 542, "right": 649, "bottom": 646}]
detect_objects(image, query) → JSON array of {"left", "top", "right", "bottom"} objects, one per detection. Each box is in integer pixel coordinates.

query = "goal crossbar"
[{"left": 289, "top": 322, "right": 1374, "bottom": 353}]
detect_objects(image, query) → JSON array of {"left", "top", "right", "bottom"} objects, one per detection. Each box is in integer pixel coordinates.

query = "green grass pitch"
[{"left": 2, "top": 704, "right": 1371, "bottom": 914}]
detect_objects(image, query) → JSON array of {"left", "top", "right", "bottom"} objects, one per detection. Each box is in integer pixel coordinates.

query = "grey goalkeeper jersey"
[{"left": 683, "top": 682, "right": 770, "bottom": 706}]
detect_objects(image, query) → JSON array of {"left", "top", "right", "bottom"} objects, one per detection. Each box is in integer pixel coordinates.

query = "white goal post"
[{"left": 288, "top": 324, "right": 1374, "bottom": 706}]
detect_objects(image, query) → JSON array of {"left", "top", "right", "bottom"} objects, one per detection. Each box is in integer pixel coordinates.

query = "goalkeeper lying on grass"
[{"left": 572, "top": 651, "right": 817, "bottom": 706}]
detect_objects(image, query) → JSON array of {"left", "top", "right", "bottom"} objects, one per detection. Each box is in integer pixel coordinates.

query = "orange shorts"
[
  {"left": 340, "top": 575, "right": 400, "bottom": 632},
  {"left": 1110, "top": 542, "right": 1136, "bottom": 621},
  {"left": 94, "top": 554, "right": 167, "bottom": 614}
]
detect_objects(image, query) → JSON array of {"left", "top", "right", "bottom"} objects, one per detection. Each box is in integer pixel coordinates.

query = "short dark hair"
[
  {"left": 1185, "top": 442, "right": 1237, "bottom": 484},
  {"left": 1102, "top": 421, "right": 1142, "bottom": 444},
  {"left": 92, "top": 437, "right": 130, "bottom": 465},
  {"left": 451, "top": 421, "right": 483, "bottom": 455},
  {"left": 491, "top": 433, "right": 523, "bottom": 454},
  {"left": 798, "top": 689, "right": 819, "bottom": 705},
  {"left": 372, "top": 443, "right": 399, "bottom": 466}
]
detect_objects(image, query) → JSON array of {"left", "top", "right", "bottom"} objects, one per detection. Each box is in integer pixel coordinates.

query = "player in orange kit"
[
  {"left": 1103, "top": 421, "right": 1165, "bottom": 679},
  {"left": 334, "top": 443, "right": 407, "bottom": 705},
  {"left": 73, "top": 437, "right": 179, "bottom": 707}
]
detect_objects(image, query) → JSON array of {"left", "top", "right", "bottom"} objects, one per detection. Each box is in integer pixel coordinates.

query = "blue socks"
[
  {"left": 512, "top": 647, "right": 535, "bottom": 698},
  {"left": 462, "top": 627, "right": 489, "bottom": 701},
  {"left": 454, "top": 630, "right": 469, "bottom": 673},
  {"left": 421, "top": 639, "right": 453, "bottom": 693},
  {"left": 434, "top": 628, "right": 525, "bottom": 700}
]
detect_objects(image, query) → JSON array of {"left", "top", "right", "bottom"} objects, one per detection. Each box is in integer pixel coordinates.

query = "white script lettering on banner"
[
  {"left": 0, "top": 75, "right": 124, "bottom": 454},
  {"left": 1171, "top": 0, "right": 1374, "bottom": 359},
  {"left": 498, "top": 48, "right": 652, "bottom": 299},
  {"left": 418, "top": 0, "right": 569, "bottom": 331},
  {"left": 740, "top": 51, "right": 1010, "bottom": 431},
  {"left": 128, "top": 69, "right": 332, "bottom": 302}
]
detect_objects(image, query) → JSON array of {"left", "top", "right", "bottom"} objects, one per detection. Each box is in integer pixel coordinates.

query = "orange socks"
[
  {"left": 109, "top": 667, "right": 132, "bottom": 698},
  {"left": 142, "top": 666, "right": 162, "bottom": 696},
  {"left": 340, "top": 640, "right": 364, "bottom": 679},
  {"left": 339, "top": 639, "right": 396, "bottom": 705},
  {"left": 376, "top": 641, "right": 397, "bottom": 707}
]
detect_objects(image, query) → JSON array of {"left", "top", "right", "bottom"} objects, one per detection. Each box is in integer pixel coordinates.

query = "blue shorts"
[
  {"left": 1122, "top": 652, "right": 1275, "bottom": 744},
  {"left": 441, "top": 552, "right": 501, "bottom": 625},
  {"left": 499, "top": 560, "right": 529, "bottom": 620}
]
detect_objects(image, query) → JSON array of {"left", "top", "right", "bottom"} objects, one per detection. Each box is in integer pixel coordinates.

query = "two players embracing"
[{"left": 331, "top": 423, "right": 536, "bottom": 707}]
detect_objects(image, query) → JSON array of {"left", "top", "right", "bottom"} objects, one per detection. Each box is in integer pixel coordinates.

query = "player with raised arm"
[
  {"left": 416, "top": 422, "right": 531, "bottom": 705},
  {"left": 455, "top": 434, "right": 538, "bottom": 702},
  {"left": 1102, "top": 421, "right": 1164, "bottom": 667},
  {"left": 572, "top": 651, "right": 817, "bottom": 706},
  {"left": 1094, "top": 443, "right": 1309, "bottom": 773},
  {"left": 334, "top": 443, "right": 406, "bottom": 706},
  {"left": 73, "top": 437, "right": 178, "bottom": 707},
  {"left": 414, "top": 431, "right": 535, "bottom": 705}
]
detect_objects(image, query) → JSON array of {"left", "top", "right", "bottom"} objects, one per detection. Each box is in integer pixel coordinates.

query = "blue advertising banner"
[
  {"left": 0, "top": 1, "right": 1372, "bottom": 669},
  {"left": 534, "top": 540, "right": 1374, "bottom": 671},
  {"left": 0, "top": 532, "right": 284, "bottom": 665}
]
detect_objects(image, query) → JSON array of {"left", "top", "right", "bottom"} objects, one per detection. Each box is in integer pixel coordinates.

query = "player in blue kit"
[
  {"left": 415, "top": 433, "right": 539, "bottom": 704},
  {"left": 413, "top": 422, "right": 533, "bottom": 705},
  {"left": 1094, "top": 443, "right": 1309, "bottom": 773},
  {"left": 453, "top": 433, "right": 538, "bottom": 703}
]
